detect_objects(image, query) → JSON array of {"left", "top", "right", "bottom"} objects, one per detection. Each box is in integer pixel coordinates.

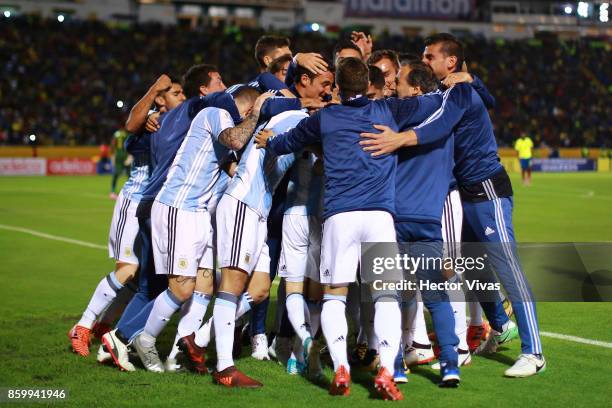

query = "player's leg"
[
  {"left": 278, "top": 214, "right": 312, "bottom": 372},
  {"left": 132, "top": 203, "right": 208, "bottom": 372},
  {"left": 212, "top": 195, "right": 266, "bottom": 387},
  {"left": 439, "top": 190, "right": 470, "bottom": 366},
  {"left": 470, "top": 197, "right": 544, "bottom": 375},
  {"left": 404, "top": 292, "right": 435, "bottom": 366},
  {"left": 319, "top": 212, "right": 360, "bottom": 396},
  {"left": 362, "top": 211, "right": 403, "bottom": 400}
]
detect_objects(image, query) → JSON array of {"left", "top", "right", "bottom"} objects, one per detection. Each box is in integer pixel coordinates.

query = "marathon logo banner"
[
  {"left": 531, "top": 158, "right": 596, "bottom": 172},
  {"left": 360, "top": 242, "right": 612, "bottom": 302},
  {"left": 344, "top": 0, "right": 474, "bottom": 20}
]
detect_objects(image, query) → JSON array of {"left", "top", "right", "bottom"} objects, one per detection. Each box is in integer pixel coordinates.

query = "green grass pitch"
[{"left": 0, "top": 172, "right": 611, "bottom": 407}]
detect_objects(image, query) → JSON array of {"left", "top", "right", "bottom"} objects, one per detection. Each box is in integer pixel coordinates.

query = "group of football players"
[{"left": 68, "top": 31, "right": 546, "bottom": 401}]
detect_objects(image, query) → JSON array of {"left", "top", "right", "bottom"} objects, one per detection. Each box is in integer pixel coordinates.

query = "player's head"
[
  {"left": 255, "top": 35, "right": 292, "bottom": 70},
  {"left": 294, "top": 59, "right": 334, "bottom": 100},
  {"left": 367, "top": 49, "right": 400, "bottom": 97},
  {"left": 397, "top": 62, "right": 437, "bottom": 98},
  {"left": 268, "top": 54, "right": 293, "bottom": 83},
  {"left": 336, "top": 57, "right": 369, "bottom": 100},
  {"left": 232, "top": 86, "right": 262, "bottom": 119},
  {"left": 334, "top": 39, "right": 363, "bottom": 65},
  {"left": 366, "top": 65, "right": 385, "bottom": 100},
  {"left": 154, "top": 77, "right": 186, "bottom": 113},
  {"left": 422, "top": 33, "right": 464, "bottom": 80},
  {"left": 182, "top": 64, "right": 226, "bottom": 98}
]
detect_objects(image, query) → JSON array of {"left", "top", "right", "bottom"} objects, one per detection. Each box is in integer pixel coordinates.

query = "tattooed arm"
[{"left": 218, "top": 91, "right": 274, "bottom": 151}]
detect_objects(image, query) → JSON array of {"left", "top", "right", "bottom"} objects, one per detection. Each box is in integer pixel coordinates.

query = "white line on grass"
[
  {"left": 0, "top": 224, "right": 106, "bottom": 250},
  {"left": 3, "top": 223, "right": 612, "bottom": 349},
  {"left": 540, "top": 331, "right": 612, "bottom": 349}
]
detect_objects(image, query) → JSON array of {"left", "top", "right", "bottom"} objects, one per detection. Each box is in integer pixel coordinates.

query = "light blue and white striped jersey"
[
  {"left": 284, "top": 151, "right": 324, "bottom": 217},
  {"left": 121, "top": 165, "right": 149, "bottom": 203},
  {"left": 156, "top": 107, "right": 234, "bottom": 212},
  {"left": 225, "top": 110, "right": 308, "bottom": 218}
]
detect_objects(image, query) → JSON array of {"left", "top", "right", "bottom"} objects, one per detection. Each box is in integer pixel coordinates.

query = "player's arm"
[
  {"left": 442, "top": 72, "right": 496, "bottom": 109},
  {"left": 125, "top": 74, "right": 172, "bottom": 133},
  {"left": 360, "top": 86, "right": 469, "bottom": 156},
  {"left": 218, "top": 91, "right": 275, "bottom": 151},
  {"left": 257, "top": 72, "right": 289, "bottom": 92},
  {"left": 255, "top": 112, "right": 321, "bottom": 155}
]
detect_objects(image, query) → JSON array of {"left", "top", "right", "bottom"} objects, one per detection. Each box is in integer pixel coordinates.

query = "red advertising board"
[
  {"left": 47, "top": 158, "right": 96, "bottom": 175},
  {"left": 0, "top": 158, "right": 47, "bottom": 175}
]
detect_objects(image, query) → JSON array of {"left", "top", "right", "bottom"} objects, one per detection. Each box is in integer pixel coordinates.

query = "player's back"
[
  {"left": 156, "top": 107, "right": 233, "bottom": 211},
  {"left": 226, "top": 110, "right": 307, "bottom": 218},
  {"left": 318, "top": 97, "right": 397, "bottom": 219},
  {"left": 452, "top": 84, "right": 503, "bottom": 185}
]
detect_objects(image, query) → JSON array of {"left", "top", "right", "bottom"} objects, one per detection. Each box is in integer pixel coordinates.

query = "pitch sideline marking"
[
  {"left": 0, "top": 224, "right": 107, "bottom": 250},
  {"left": 539, "top": 331, "right": 612, "bottom": 349},
  {"left": 2, "top": 223, "right": 612, "bottom": 349}
]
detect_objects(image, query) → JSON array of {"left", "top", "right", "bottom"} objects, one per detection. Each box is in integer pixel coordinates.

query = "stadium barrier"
[{"left": 0, "top": 148, "right": 609, "bottom": 176}]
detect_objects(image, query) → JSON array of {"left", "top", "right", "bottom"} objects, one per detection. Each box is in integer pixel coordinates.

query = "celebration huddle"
[{"left": 67, "top": 32, "right": 545, "bottom": 401}]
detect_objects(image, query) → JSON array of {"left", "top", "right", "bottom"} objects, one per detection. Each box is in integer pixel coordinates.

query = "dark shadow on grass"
[
  {"left": 409, "top": 365, "right": 440, "bottom": 386},
  {"left": 476, "top": 347, "right": 516, "bottom": 366},
  {"left": 350, "top": 369, "right": 379, "bottom": 399}
]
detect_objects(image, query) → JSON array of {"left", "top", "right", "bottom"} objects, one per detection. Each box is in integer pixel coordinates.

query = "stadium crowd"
[{"left": 0, "top": 15, "right": 609, "bottom": 148}]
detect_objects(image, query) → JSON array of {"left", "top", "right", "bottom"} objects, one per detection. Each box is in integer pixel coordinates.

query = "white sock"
[
  {"left": 214, "top": 292, "right": 238, "bottom": 371},
  {"left": 374, "top": 300, "right": 401, "bottom": 373},
  {"left": 321, "top": 295, "right": 349, "bottom": 372},
  {"left": 236, "top": 292, "right": 254, "bottom": 319},
  {"left": 448, "top": 277, "right": 469, "bottom": 350},
  {"left": 194, "top": 318, "right": 213, "bottom": 348},
  {"left": 286, "top": 293, "right": 311, "bottom": 342},
  {"left": 98, "top": 284, "right": 135, "bottom": 325},
  {"left": 168, "top": 333, "right": 181, "bottom": 360},
  {"left": 306, "top": 299, "right": 321, "bottom": 338},
  {"left": 177, "top": 291, "right": 211, "bottom": 338},
  {"left": 362, "top": 301, "right": 378, "bottom": 349},
  {"left": 408, "top": 297, "right": 431, "bottom": 346},
  {"left": 400, "top": 302, "right": 410, "bottom": 348},
  {"left": 469, "top": 302, "right": 483, "bottom": 326},
  {"left": 293, "top": 336, "right": 305, "bottom": 364},
  {"left": 143, "top": 289, "right": 183, "bottom": 339},
  {"left": 139, "top": 331, "right": 157, "bottom": 348},
  {"left": 78, "top": 272, "right": 123, "bottom": 329}
]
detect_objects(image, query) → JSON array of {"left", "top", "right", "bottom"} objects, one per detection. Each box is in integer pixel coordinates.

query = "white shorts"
[
  {"left": 279, "top": 214, "right": 322, "bottom": 283},
  {"left": 216, "top": 194, "right": 270, "bottom": 275},
  {"left": 441, "top": 189, "right": 463, "bottom": 258},
  {"left": 151, "top": 201, "right": 212, "bottom": 277},
  {"left": 320, "top": 211, "right": 396, "bottom": 285},
  {"left": 108, "top": 191, "right": 140, "bottom": 264}
]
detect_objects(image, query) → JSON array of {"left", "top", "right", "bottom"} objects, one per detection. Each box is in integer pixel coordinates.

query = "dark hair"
[
  {"left": 268, "top": 54, "right": 293, "bottom": 75},
  {"left": 399, "top": 53, "right": 421, "bottom": 67},
  {"left": 294, "top": 57, "right": 333, "bottom": 84},
  {"left": 406, "top": 64, "right": 438, "bottom": 94},
  {"left": 334, "top": 39, "right": 362, "bottom": 57},
  {"left": 367, "top": 49, "right": 400, "bottom": 73},
  {"left": 424, "top": 33, "right": 464, "bottom": 72},
  {"left": 233, "top": 86, "right": 261, "bottom": 107},
  {"left": 182, "top": 64, "right": 218, "bottom": 98},
  {"left": 336, "top": 57, "right": 369, "bottom": 99},
  {"left": 255, "top": 35, "right": 291, "bottom": 68},
  {"left": 368, "top": 65, "right": 385, "bottom": 90}
]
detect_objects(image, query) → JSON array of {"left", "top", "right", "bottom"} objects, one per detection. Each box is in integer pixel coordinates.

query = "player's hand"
[
  {"left": 295, "top": 53, "right": 328, "bottom": 75},
  {"left": 145, "top": 112, "right": 161, "bottom": 133},
  {"left": 442, "top": 72, "right": 473, "bottom": 88},
  {"left": 253, "top": 91, "right": 276, "bottom": 114},
  {"left": 351, "top": 31, "right": 373, "bottom": 60},
  {"left": 151, "top": 74, "right": 172, "bottom": 94},
  {"left": 255, "top": 129, "right": 274, "bottom": 149},
  {"left": 300, "top": 98, "right": 326, "bottom": 110},
  {"left": 360, "top": 125, "right": 414, "bottom": 157}
]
